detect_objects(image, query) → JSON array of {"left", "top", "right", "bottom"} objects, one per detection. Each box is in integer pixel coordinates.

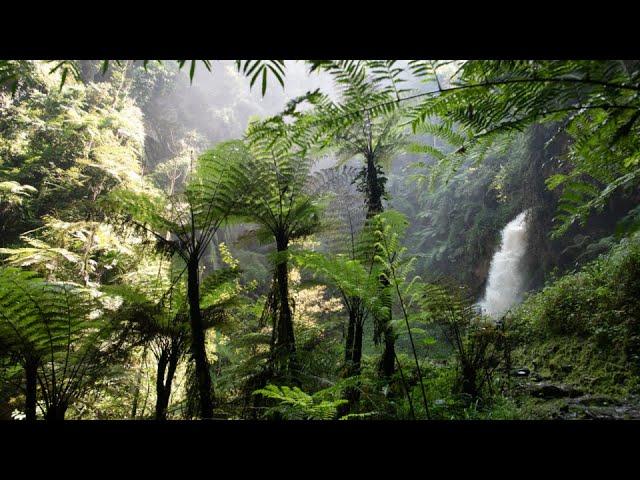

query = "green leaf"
[
  {"left": 245, "top": 61, "right": 261, "bottom": 77},
  {"left": 545, "top": 174, "right": 568, "bottom": 190},
  {"left": 59, "top": 68, "right": 68, "bottom": 92},
  {"left": 268, "top": 64, "right": 285, "bottom": 89},
  {"left": 261, "top": 68, "right": 268, "bottom": 96},
  {"left": 189, "top": 60, "right": 196, "bottom": 83}
]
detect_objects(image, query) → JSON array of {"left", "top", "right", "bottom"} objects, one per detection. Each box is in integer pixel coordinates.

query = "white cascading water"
[{"left": 478, "top": 210, "right": 529, "bottom": 319}]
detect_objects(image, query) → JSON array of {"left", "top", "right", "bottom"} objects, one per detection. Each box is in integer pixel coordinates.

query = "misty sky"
[{"left": 162, "top": 61, "right": 337, "bottom": 144}]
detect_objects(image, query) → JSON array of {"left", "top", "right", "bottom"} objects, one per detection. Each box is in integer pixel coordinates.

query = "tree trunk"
[
  {"left": 166, "top": 344, "right": 180, "bottom": 391},
  {"left": 340, "top": 304, "right": 365, "bottom": 416},
  {"left": 353, "top": 321, "right": 363, "bottom": 376},
  {"left": 364, "top": 154, "right": 396, "bottom": 379},
  {"left": 155, "top": 351, "right": 169, "bottom": 420},
  {"left": 45, "top": 401, "right": 67, "bottom": 421},
  {"left": 461, "top": 364, "right": 479, "bottom": 401},
  {"left": 379, "top": 325, "right": 396, "bottom": 378},
  {"left": 187, "top": 257, "right": 213, "bottom": 419},
  {"left": 155, "top": 343, "right": 181, "bottom": 420},
  {"left": 365, "top": 155, "right": 384, "bottom": 218},
  {"left": 378, "top": 274, "right": 396, "bottom": 378},
  {"left": 24, "top": 358, "right": 38, "bottom": 421},
  {"left": 273, "top": 237, "right": 296, "bottom": 372},
  {"left": 344, "top": 305, "right": 364, "bottom": 377},
  {"left": 344, "top": 308, "right": 356, "bottom": 369}
]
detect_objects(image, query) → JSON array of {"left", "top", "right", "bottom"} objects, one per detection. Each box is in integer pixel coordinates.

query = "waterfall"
[{"left": 478, "top": 210, "right": 529, "bottom": 319}]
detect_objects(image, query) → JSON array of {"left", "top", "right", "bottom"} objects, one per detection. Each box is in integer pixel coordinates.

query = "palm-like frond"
[{"left": 0, "top": 267, "right": 122, "bottom": 412}]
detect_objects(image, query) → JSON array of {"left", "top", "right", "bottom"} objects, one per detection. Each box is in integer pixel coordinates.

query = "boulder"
[
  {"left": 568, "top": 394, "right": 620, "bottom": 407},
  {"left": 528, "top": 382, "right": 583, "bottom": 399}
]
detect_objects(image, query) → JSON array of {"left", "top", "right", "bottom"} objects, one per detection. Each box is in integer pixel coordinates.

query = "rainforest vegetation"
[{"left": 1, "top": 59, "right": 640, "bottom": 421}]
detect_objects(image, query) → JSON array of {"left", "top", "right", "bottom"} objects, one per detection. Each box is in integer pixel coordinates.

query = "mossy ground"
[{"left": 477, "top": 233, "right": 640, "bottom": 418}]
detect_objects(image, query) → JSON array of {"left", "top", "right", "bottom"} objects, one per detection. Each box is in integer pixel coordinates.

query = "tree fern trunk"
[
  {"left": 155, "top": 351, "right": 169, "bottom": 420},
  {"left": 45, "top": 401, "right": 67, "bottom": 421},
  {"left": 155, "top": 342, "right": 181, "bottom": 420},
  {"left": 364, "top": 154, "right": 396, "bottom": 379},
  {"left": 365, "top": 156, "right": 384, "bottom": 218},
  {"left": 353, "top": 320, "right": 363, "bottom": 376},
  {"left": 187, "top": 257, "right": 213, "bottom": 419},
  {"left": 344, "top": 308, "right": 356, "bottom": 369},
  {"left": 339, "top": 316, "right": 365, "bottom": 417},
  {"left": 273, "top": 237, "right": 296, "bottom": 374},
  {"left": 24, "top": 358, "right": 38, "bottom": 421},
  {"left": 379, "top": 327, "right": 396, "bottom": 379}
]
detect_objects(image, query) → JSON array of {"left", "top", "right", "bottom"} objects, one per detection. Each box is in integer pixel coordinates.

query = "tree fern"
[
  {"left": 0, "top": 267, "right": 124, "bottom": 419},
  {"left": 253, "top": 384, "right": 347, "bottom": 420}
]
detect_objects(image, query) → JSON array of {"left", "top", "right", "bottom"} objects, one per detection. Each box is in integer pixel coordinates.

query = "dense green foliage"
[{"left": 1, "top": 59, "right": 640, "bottom": 421}]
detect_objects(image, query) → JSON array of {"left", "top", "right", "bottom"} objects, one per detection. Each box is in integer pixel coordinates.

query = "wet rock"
[
  {"left": 582, "top": 408, "right": 614, "bottom": 420},
  {"left": 554, "top": 395, "right": 640, "bottom": 420},
  {"left": 580, "top": 405, "right": 640, "bottom": 420},
  {"left": 528, "top": 382, "right": 583, "bottom": 399},
  {"left": 568, "top": 394, "right": 620, "bottom": 407}
]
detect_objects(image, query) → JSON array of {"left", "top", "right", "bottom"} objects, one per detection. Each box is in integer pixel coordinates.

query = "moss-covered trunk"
[{"left": 364, "top": 154, "right": 396, "bottom": 379}]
